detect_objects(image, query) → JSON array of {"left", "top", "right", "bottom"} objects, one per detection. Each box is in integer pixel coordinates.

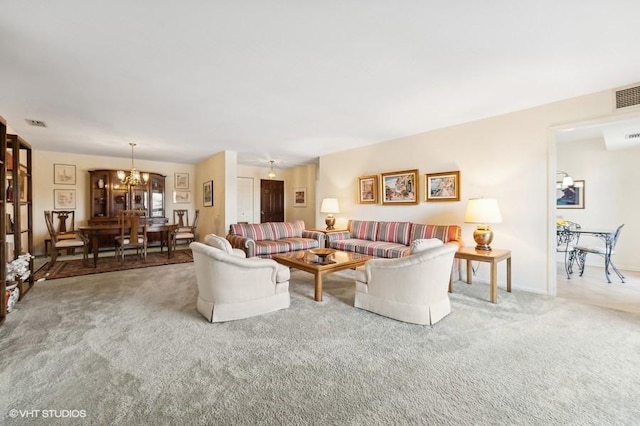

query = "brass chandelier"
[{"left": 117, "top": 142, "right": 149, "bottom": 186}]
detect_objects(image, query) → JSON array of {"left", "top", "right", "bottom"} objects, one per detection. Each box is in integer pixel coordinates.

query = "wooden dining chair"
[
  {"left": 44, "top": 210, "right": 89, "bottom": 269},
  {"left": 115, "top": 210, "right": 148, "bottom": 264},
  {"left": 173, "top": 209, "right": 199, "bottom": 249}
]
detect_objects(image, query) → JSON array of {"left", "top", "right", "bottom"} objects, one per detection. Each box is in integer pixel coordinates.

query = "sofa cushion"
[
  {"left": 410, "top": 224, "right": 460, "bottom": 245},
  {"left": 349, "top": 220, "right": 379, "bottom": 240},
  {"left": 330, "top": 238, "right": 372, "bottom": 255},
  {"left": 278, "top": 237, "right": 319, "bottom": 251},
  {"left": 254, "top": 240, "right": 292, "bottom": 257},
  {"left": 230, "top": 223, "right": 275, "bottom": 242},
  {"left": 270, "top": 220, "right": 305, "bottom": 239},
  {"left": 330, "top": 238, "right": 406, "bottom": 258},
  {"left": 377, "top": 221, "right": 412, "bottom": 245}
]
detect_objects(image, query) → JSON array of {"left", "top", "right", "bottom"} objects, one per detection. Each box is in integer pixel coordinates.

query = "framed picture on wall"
[
  {"left": 358, "top": 175, "right": 378, "bottom": 204},
  {"left": 54, "top": 164, "right": 76, "bottom": 185},
  {"left": 293, "top": 187, "right": 307, "bottom": 207},
  {"left": 175, "top": 172, "right": 189, "bottom": 189},
  {"left": 203, "top": 180, "right": 213, "bottom": 207},
  {"left": 557, "top": 180, "right": 585, "bottom": 209},
  {"left": 173, "top": 191, "right": 191, "bottom": 203},
  {"left": 54, "top": 189, "right": 76, "bottom": 209},
  {"left": 425, "top": 171, "right": 460, "bottom": 202},
  {"left": 381, "top": 169, "right": 419, "bottom": 205}
]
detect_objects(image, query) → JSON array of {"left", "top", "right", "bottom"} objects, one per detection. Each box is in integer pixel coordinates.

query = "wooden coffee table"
[{"left": 273, "top": 250, "right": 373, "bottom": 301}]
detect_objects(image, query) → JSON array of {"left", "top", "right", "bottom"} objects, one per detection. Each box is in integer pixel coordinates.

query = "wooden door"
[{"left": 260, "top": 179, "right": 284, "bottom": 223}]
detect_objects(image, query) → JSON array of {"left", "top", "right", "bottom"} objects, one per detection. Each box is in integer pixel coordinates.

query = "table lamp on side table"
[
  {"left": 320, "top": 198, "right": 340, "bottom": 230},
  {"left": 464, "top": 197, "right": 502, "bottom": 251}
]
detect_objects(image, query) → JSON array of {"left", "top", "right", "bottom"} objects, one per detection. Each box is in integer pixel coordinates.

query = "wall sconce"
[
  {"left": 320, "top": 198, "right": 340, "bottom": 230},
  {"left": 556, "top": 170, "right": 574, "bottom": 189},
  {"left": 464, "top": 197, "right": 503, "bottom": 251},
  {"left": 267, "top": 160, "right": 276, "bottom": 179}
]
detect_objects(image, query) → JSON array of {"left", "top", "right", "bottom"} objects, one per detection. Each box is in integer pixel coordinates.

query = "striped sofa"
[
  {"left": 226, "top": 221, "right": 324, "bottom": 258},
  {"left": 326, "top": 220, "right": 462, "bottom": 258}
]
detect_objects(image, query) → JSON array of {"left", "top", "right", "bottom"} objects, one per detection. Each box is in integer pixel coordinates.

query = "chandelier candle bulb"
[{"left": 118, "top": 143, "right": 149, "bottom": 186}]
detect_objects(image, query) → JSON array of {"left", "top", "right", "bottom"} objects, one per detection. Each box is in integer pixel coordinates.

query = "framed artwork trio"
[{"left": 358, "top": 169, "right": 461, "bottom": 205}]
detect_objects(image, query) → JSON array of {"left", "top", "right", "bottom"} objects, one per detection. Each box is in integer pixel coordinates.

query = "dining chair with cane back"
[
  {"left": 115, "top": 210, "right": 148, "bottom": 264},
  {"left": 44, "top": 210, "right": 89, "bottom": 269},
  {"left": 173, "top": 209, "right": 199, "bottom": 248}
]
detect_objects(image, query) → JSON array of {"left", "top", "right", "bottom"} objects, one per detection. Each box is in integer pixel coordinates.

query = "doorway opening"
[{"left": 550, "top": 112, "right": 640, "bottom": 314}]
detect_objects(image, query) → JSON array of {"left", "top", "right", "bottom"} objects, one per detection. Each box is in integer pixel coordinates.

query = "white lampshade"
[
  {"left": 464, "top": 198, "right": 502, "bottom": 224},
  {"left": 320, "top": 198, "right": 340, "bottom": 214}
]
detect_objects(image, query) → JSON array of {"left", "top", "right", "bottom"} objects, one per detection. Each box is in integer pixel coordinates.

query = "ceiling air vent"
[
  {"left": 25, "top": 118, "right": 47, "bottom": 127},
  {"left": 614, "top": 84, "right": 640, "bottom": 109}
]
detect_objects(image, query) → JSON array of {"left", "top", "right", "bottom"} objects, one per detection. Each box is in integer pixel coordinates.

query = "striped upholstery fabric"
[
  {"left": 362, "top": 241, "right": 406, "bottom": 258},
  {"left": 330, "top": 239, "right": 372, "bottom": 255},
  {"left": 254, "top": 240, "right": 291, "bottom": 257},
  {"left": 349, "top": 220, "right": 379, "bottom": 240},
  {"left": 270, "top": 220, "right": 304, "bottom": 239},
  {"left": 377, "top": 221, "right": 412, "bottom": 245},
  {"left": 410, "top": 224, "right": 461, "bottom": 247},
  {"left": 229, "top": 223, "right": 275, "bottom": 241},
  {"left": 326, "top": 231, "right": 350, "bottom": 245},
  {"left": 385, "top": 245, "right": 411, "bottom": 258},
  {"left": 279, "top": 237, "right": 319, "bottom": 251}
]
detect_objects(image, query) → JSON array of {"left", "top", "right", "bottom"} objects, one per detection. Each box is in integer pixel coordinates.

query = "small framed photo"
[
  {"left": 203, "top": 180, "right": 213, "bottom": 207},
  {"left": 358, "top": 175, "right": 378, "bottom": 204},
  {"left": 54, "top": 189, "right": 76, "bottom": 209},
  {"left": 381, "top": 169, "right": 419, "bottom": 205},
  {"left": 557, "top": 180, "right": 585, "bottom": 209},
  {"left": 293, "top": 187, "right": 307, "bottom": 207},
  {"left": 54, "top": 164, "right": 76, "bottom": 185},
  {"left": 425, "top": 171, "right": 460, "bottom": 202},
  {"left": 175, "top": 172, "right": 189, "bottom": 189},
  {"left": 173, "top": 191, "right": 191, "bottom": 203}
]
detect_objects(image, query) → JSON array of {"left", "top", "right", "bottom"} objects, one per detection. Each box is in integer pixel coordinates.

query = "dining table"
[{"left": 78, "top": 222, "right": 178, "bottom": 267}]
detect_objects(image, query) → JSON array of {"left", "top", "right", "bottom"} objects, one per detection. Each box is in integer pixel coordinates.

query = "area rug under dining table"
[{"left": 34, "top": 249, "right": 193, "bottom": 281}]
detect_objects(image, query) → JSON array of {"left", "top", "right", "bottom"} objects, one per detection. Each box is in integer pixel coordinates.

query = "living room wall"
[{"left": 316, "top": 87, "right": 633, "bottom": 295}]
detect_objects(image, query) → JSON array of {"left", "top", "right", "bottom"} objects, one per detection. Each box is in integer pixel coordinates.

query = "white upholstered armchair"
[
  {"left": 190, "top": 234, "right": 290, "bottom": 322},
  {"left": 354, "top": 239, "right": 457, "bottom": 326}
]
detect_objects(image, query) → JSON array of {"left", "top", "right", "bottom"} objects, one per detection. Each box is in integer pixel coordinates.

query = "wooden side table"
[{"left": 454, "top": 247, "right": 512, "bottom": 303}]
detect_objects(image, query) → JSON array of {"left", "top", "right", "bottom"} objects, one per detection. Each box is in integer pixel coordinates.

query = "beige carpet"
[{"left": 2, "top": 264, "right": 639, "bottom": 425}]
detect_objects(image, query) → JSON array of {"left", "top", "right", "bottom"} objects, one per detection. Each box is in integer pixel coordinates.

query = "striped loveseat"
[
  {"left": 326, "top": 220, "right": 462, "bottom": 258},
  {"left": 226, "top": 221, "right": 324, "bottom": 258}
]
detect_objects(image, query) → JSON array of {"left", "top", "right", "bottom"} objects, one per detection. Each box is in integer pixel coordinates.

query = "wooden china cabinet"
[{"left": 88, "top": 170, "right": 167, "bottom": 246}]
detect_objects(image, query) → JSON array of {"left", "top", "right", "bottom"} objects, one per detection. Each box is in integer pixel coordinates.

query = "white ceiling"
[{"left": 2, "top": 1, "right": 640, "bottom": 168}]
